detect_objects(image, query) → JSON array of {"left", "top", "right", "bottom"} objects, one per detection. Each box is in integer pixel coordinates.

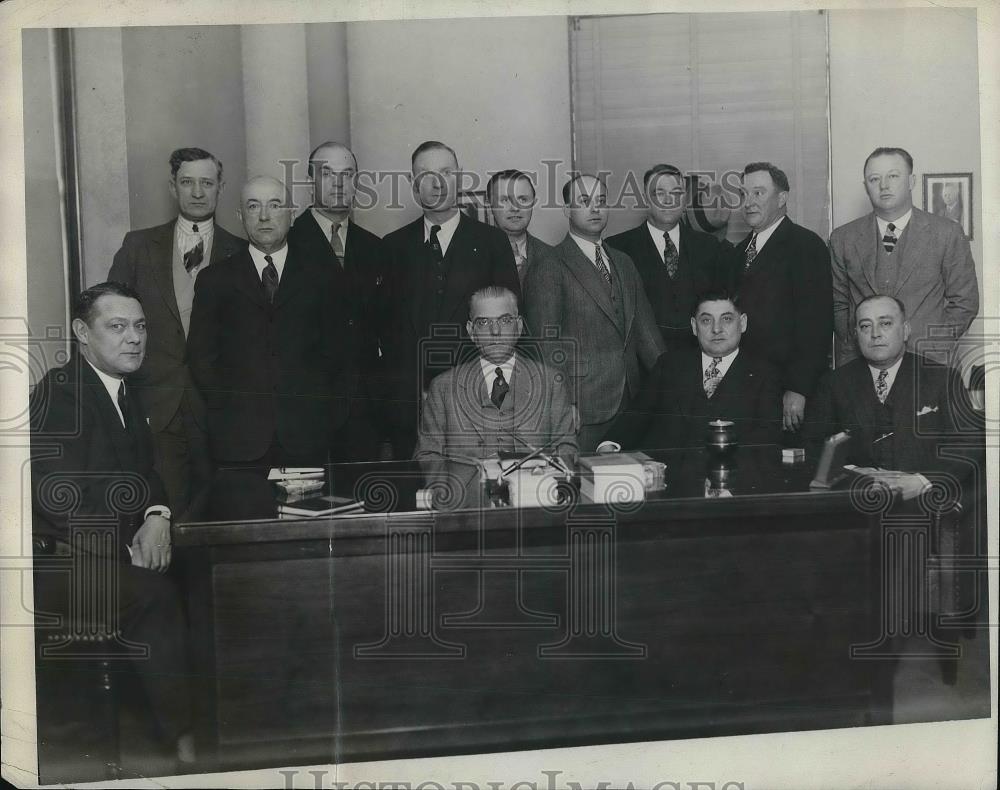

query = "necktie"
[
  {"left": 428, "top": 225, "right": 444, "bottom": 263},
  {"left": 491, "top": 367, "right": 509, "bottom": 408},
  {"left": 663, "top": 232, "right": 679, "bottom": 279},
  {"left": 330, "top": 223, "right": 345, "bottom": 267},
  {"left": 262, "top": 254, "right": 279, "bottom": 305},
  {"left": 704, "top": 357, "right": 723, "bottom": 398},
  {"left": 511, "top": 240, "right": 527, "bottom": 279},
  {"left": 117, "top": 380, "right": 130, "bottom": 430},
  {"left": 882, "top": 222, "right": 897, "bottom": 254},
  {"left": 875, "top": 368, "right": 889, "bottom": 403},
  {"left": 594, "top": 244, "right": 612, "bottom": 289},
  {"left": 184, "top": 226, "right": 204, "bottom": 274},
  {"left": 743, "top": 233, "right": 758, "bottom": 271}
]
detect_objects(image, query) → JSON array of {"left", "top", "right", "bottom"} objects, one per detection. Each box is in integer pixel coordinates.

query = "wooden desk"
[{"left": 175, "top": 446, "right": 899, "bottom": 771}]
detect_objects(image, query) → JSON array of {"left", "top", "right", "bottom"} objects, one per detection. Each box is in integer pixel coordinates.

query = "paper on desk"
[
  {"left": 844, "top": 466, "right": 931, "bottom": 501},
  {"left": 267, "top": 467, "right": 325, "bottom": 480}
]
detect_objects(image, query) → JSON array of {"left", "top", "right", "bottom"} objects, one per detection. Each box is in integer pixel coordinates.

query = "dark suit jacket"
[
  {"left": 829, "top": 207, "right": 979, "bottom": 365},
  {"left": 519, "top": 232, "right": 555, "bottom": 286},
  {"left": 606, "top": 222, "right": 726, "bottom": 349},
  {"left": 522, "top": 234, "right": 665, "bottom": 425},
  {"left": 604, "top": 347, "right": 782, "bottom": 449},
  {"left": 30, "top": 355, "right": 167, "bottom": 557},
  {"left": 381, "top": 212, "right": 521, "bottom": 420},
  {"left": 109, "top": 219, "right": 245, "bottom": 431},
  {"left": 187, "top": 245, "right": 341, "bottom": 463},
  {"left": 726, "top": 216, "right": 833, "bottom": 398},
  {"left": 804, "top": 352, "right": 981, "bottom": 477}
]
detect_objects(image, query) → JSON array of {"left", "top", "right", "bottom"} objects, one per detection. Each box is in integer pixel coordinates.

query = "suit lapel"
[
  {"left": 440, "top": 213, "right": 477, "bottom": 322},
  {"left": 849, "top": 359, "right": 881, "bottom": 428},
  {"left": 851, "top": 214, "right": 880, "bottom": 294},
  {"left": 151, "top": 221, "right": 183, "bottom": 326},
  {"left": 884, "top": 353, "right": 914, "bottom": 417},
  {"left": 456, "top": 359, "right": 492, "bottom": 439},
  {"left": 79, "top": 360, "right": 135, "bottom": 473},
  {"left": 608, "top": 247, "right": 632, "bottom": 338},
  {"left": 892, "top": 210, "right": 930, "bottom": 295},
  {"left": 233, "top": 250, "right": 266, "bottom": 309},
  {"left": 273, "top": 247, "right": 310, "bottom": 310},
  {"left": 742, "top": 216, "right": 792, "bottom": 280},
  {"left": 209, "top": 223, "right": 242, "bottom": 265},
  {"left": 711, "top": 351, "right": 746, "bottom": 400},
  {"left": 557, "top": 235, "right": 621, "bottom": 333}
]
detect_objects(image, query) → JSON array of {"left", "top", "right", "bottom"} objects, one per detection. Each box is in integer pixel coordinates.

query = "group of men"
[{"left": 29, "top": 139, "right": 981, "bottom": 763}]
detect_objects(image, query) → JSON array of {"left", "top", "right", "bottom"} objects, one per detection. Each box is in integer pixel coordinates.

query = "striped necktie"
[
  {"left": 594, "top": 244, "right": 612, "bottom": 289},
  {"left": 330, "top": 223, "right": 345, "bottom": 267},
  {"left": 882, "top": 222, "right": 897, "bottom": 254}
]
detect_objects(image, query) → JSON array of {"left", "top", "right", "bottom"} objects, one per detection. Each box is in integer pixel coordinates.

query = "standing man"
[
  {"left": 829, "top": 147, "right": 978, "bottom": 365},
  {"left": 607, "top": 163, "right": 727, "bottom": 351},
  {"left": 382, "top": 140, "right": 521, "bottom": 458},
  {"left": 288, "top": 140, "right": 385, "bottom": 460},
  {"left": 485, "top": 168, "right": 554, "bottom": 286},
  {"left": 188, "top": 176, "right": 340, "bottom": 469},
  {"left": 729, "top": 162, "right": 832, "bottom": 434},
  {"left": 522, "top": 174, "right": 664, "bottom": 452},
  {"left": 109, "top": 147, "right": 245, "bottom": 519}
]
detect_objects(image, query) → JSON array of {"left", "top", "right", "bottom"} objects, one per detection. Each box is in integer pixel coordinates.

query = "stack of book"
[{"left": 277, "top": 494, "right": 366, "bottom": 519}]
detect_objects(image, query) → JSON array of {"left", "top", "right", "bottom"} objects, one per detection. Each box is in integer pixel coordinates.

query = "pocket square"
[{"left": 916, "top": 405, "right": 939, "bottom": 416}]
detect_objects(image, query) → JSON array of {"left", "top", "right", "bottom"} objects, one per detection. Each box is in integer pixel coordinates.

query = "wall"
[
  {"left": 345, "top": 16, "right": 573, "bottom": 243},
  {"left": 828, "top": 7, "right": 983, "bottom": 325}
]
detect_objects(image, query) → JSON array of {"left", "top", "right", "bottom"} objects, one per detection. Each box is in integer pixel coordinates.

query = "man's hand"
[
  {"left": 131, "top": 514, "right": 171, "bottom": 572},
  {"left": 782, "top": 390, "right": 807, "bottom": 432}
]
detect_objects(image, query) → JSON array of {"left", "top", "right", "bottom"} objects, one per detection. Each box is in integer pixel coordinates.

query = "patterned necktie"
[
  {"left": 491, "top": 367, "right": 509, "bottom": 408},
  {"left": 663, "top": 231, "right": 679, "bottom": 279},
  {"left": 875, "top": 368, "right": 889, "bottom": 403},
  {"left": 184, "top": 224, "right": 204, "bottom": 274},
  {"left": 117, "top": 380, "right": 130, "bottom": 430},
  {"left": 262, "top": 254, "right": 279, "bottom": 305},
  {"left": 330, "top": 223, "right": 345, "bottom": 267},
  {"left": 743, "top": 233, "right": 759, "bottom": 272},
  {"left": 704, "top": 356, "right": 723, "bottom": 398},
  {"left": 428, "top": 225, "right": 444, "bottom": 263},
  {"left": 511, "top": 240, "right": 527, "bottom": 280},
  {"left": 593, "top": 244, "right": 612, "bottom": 289},
  {"left": 882, "top": 222, "right": 897, "bottom": 254}
]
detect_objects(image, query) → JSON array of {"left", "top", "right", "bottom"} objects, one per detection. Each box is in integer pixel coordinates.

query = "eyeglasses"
[{"left": 470, "top": 314, "right": 520, "bottom": 331}]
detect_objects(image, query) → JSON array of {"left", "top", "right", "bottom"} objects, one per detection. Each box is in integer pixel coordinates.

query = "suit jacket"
[
  {"left": 30, "top": 355, "right": 167, "bottom": 557},
  {"left": 518, "top": 232, "right": 555, "bottom": 286},
  {"left": 606, "top": 222, "right": 726, "bottom": 349},
  {"left": 604, "top": 347, "right": 782, "bottom": 449},
  {"left": 829, "top": 207, "right": 979, "bottom": 364},
  {"left": 381, "top": 212, "right": 521, "bottom": 419},
  {"left": 414, "top": 352, "right": 577, "bottom": 461},
  {"left": 726, "top": 216, "right": 833, "bottom": 398},
  {"left": 522, "top": 234, "right": 665, "bottom": 425},
  {"left": 109, "top": 219, "right": 246, "bottom": 432},
  {"left": 187, "top": 245, "right": 341, "bottom": 463},
  {"left": 804, "top": 352, "right": 981, "bottom": 477}
]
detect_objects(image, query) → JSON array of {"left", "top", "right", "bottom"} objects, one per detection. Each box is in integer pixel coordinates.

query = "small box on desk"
[{"left": 578, "top": 454, "right": 646, "bottom": 504}]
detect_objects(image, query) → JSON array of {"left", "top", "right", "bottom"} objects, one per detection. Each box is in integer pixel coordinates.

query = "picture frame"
[{"left": 923, "top": 172, "right": 973, "bottom": 240}]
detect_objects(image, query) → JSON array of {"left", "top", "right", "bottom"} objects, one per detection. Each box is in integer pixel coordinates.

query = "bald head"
[
  {"left": 309, "top": 142, "right": 358, "bottom": 218},
  {"left": 238, "top": 176, "right": 294, "bottom": 253}
]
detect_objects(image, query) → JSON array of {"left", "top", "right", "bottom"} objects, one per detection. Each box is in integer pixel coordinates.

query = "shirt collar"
[
  {"left": 176, "top": 215, "right": 214, "bottom": 236},
  {"left": 750, "top": 214, "right": 786, "bottom": 251},
  {"left": 646, "top": 221, "right": 681, "bottom": 254},
  {"left": 508, "top": 234, "right": 527, "bottom": 258},
  {"left": 311, "top": 209, "right": 349, "bottom": 244},
  {"left": 424, "top": 211, "right": 461, "bottom": 240},
  {"left": 248, "top": 244, "right": 289, "bottom": 279},
  {"left": 479, "top": 353, "right": 517, "bottom": 389},
  {"left": 701, "top": 347, "right": 739, "bottom": 379},
  {"left": 876, "top": 208, "right": 912, "bottom": 237},
  {"left": 568, "top": 232, "right": 606, "bottom": 265},
  {"left": 868, "top": 354, "right": 905, "bottom": 394}
]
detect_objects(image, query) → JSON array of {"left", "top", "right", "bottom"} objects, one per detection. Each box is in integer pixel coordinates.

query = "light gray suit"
[
  {"left": 414, "top": 353, "right": 577, "bottom": 461},
  {"left": 522, "top": 234, "right": 664, "bottom": 450},
  {"left": 829, "top": 207, "right": 979, "bottom": 364}
]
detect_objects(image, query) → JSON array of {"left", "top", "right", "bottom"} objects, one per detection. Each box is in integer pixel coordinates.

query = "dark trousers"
[
  {"left": 151, "top": 392, "right": 211, "bottom": 522},
  {"left": 34, "top": 554, "right": 193, "bottom": 742}
]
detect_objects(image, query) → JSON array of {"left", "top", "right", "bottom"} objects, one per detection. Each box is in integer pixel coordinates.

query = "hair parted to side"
[
  {"left": 742, "top": 162, "right": 790, "bottom": 192},
  {"left": 643, "top": 163, "right": 684, "bottom": 189},
  {"left": 411, "top": 140, "right": 458, "bottom": 170},
  {"left": 855, "top": 293, "right": 908, "bottom": 321},
  {"left": 691, "top": 288, "right": 743, "bottom": 317},
  {"left": 169, "top": 147, "right": 223, "bottom": 181},
  {"left": 468, "top": 285, "right": 519, "bottom": 315},
  {"left": 562, "top": 173, "right": 605, "bottom": 204},
  {"left": 863, "top": 146, "right": 914, "bottom": 174},
  {"left": 307, "top": 140, "right": 357, "bottom": 177},
  {"left": 486, "top": 169, "right": 536, "bottom": 203},
  {"left": 73, "top": 282, "right": 143, "bottom": 326}
]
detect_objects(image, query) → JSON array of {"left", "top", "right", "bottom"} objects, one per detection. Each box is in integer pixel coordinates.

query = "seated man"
[
  {"left": 600, "top": 289, "right": 782, "bottom": 450},
  {"left": 415, "top": 285, "right": 577, "bottom": 462},
  {"left": 30, "top": 282, "right": 194, "bottom": 765},
  {"left": 805, "top": 294, "right": 980, "bottom": 476}
]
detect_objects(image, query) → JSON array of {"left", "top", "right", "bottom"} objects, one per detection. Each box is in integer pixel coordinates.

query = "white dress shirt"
[
  {"left": 310, "top": 209, "right": 349, "bottom": 253},
  {"left": 249, "top": 243, "right": 289, "bottom": 281},
  {"left": 569, "top": 232, "right": 613, "bottom": 274},
  {"left": 751, "top": 214, "right": 786, "bottom": 253},
  {"left": 868, "top": 355, "right": 904, "bottom": 398},
  {"left": 702, "top": 348, "right": 739, "bottom": 381},
  {"left": 479, "top": 354, "right": 517, "bottom": 397},
  {"left": 424, "top": 211, "right": 461, "bottom": 257},
  {"left": 876, "top": 208, "right": 912, "bottom": 239},
  {"left": 175, "top": 215, "right": 214, "bottom": 278},
  {"left": 646, "top": 221, "right": 681, "bottom": 260}
]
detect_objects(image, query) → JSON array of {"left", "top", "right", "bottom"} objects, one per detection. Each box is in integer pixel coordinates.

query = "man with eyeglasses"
[
  {"left": 415, "top": 285, "right": 576, "bottom": 462},
  {"left": 486, "top": 169, "right": 554, "bottom": 285}
]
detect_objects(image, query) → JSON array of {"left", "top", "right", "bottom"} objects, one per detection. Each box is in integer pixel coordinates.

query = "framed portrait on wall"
[
  {"left": 923, "top": 172, "right": 973, "bottom": 240},
  {"left": 457, "top": 189, "right": 493, "bottom": 225}
]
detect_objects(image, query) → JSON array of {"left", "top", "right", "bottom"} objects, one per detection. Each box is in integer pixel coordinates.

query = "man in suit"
[
  {"left": 287, "top": 141, "right": 385, "bottom": 460},
  {"left": 109, "top": 147, "right": 245, "bottom": 520},
  {"left": 486, "top": 168, "right": 554, "bottom": 285},
  {"left": 607, "top": 163, "right": 727, "bottom": 351},
  {"left": 829, "top": 147, "right": 979, "bottom": 365},
  {"left": 188, "top": 176, "right": 340, "bottom": 468},
  {"left": 522, "top": 174, "right": 664, "bottom": 452},
  {"left": 599, "top": 289, "right": 781, "bottom": 450},
  {"left": 805, "top": 295, "right": 980, "bottom": 477},
  {"left": 30, "top": 283, "right": 194, "bottom": 764},
  {"left": 729, "top": 161, "right": 832, "bottom": 434},
  {"left": 382, "top": 141, "right": 521, "bottom": 458},
  {"left": 415, "top": 285, "right": 576, "bottom": 462}
]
